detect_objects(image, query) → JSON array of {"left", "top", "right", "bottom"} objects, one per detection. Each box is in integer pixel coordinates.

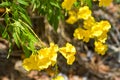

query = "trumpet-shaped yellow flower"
[
  {"left": 83, "top": 30, "right": 93, "bottom": 42},
  {"left": 66, "top": 10, "right": 78, "bottom": 24},
  {"left": 94, "top": 41, "right": 108, "bottom": 55},
  {"left": 74, "top": 27, "right": 84, "bottom": 40},
  {"left": 99, "top": 21, "right": 111, "bottom": 32},
  {"left": 38, "top": 42, "right": 58, "bottom": 66},
  {"left": 59, "top": 43, "right": 76, "bottom": 65},
  {"left": 52, "top": 75, "right": 64, "bottom": 80},
  {"left": 77, "top": 6, "right": 92, "bottom": 20},
  {"left": 97, "top": 32, "right": 107, "bottom": 43},
  {"left": 91, "top": 21, "right": 111, "bottom": 37},
  {"left": 66, "top": 16, "right": 78, "bottom": 24},
  {"left": 23, "top": 43, "right": 58, "bottom": 71},
  {"left": 74, "top": 28, "right": 93, "bottom": 42},
  {"left": 99, "top": 0, "right": 113, "bottom": 7},
  {"left": 61, "top": 0, "right": 76, "bottom": 10},
  {"left": 83, "top": 16, "right": 96, "bottom": 29},
  {"left": 23, "top": 54, "right": 41, "bottom": 71},
  {"left": 91, "top": 22, "right": 103, "bottom": 37}
]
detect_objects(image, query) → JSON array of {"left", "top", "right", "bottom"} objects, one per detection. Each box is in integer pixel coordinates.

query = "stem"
[{"left": 55, "top": 63, "right": 58, "bottom": 77}]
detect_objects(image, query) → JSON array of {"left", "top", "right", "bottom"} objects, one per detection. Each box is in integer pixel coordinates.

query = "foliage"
[{"left": 0, "top": 0, "right": 113, "bottom": 77}]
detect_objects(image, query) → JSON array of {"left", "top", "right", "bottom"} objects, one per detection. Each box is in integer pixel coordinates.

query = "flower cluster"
[
  {"left": 73, "top": 6, "right": 111, "bottom": 55},
  {"left": 61, "top": 0, "right": 112, "bottom": 55},
  {"left": 98, "top": 0, "right": 113, "bottom": 7},
  {"left": 61, "top": 0, "right": 76, "bottom": 10},
  {"left": 23, "top": 43, "right": 76, "bottom": 71}
]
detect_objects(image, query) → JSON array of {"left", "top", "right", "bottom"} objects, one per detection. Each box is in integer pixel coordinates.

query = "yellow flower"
[
  {"left": 83, "top": 30, "right": 93, "bottom": 42},
  {"left": 77, "top": 6, "right": 92, "bottom": 20},
  {"left": 66, "top": 10, "right": 78, "bottom": 24},
  {"left": 94, "top": 41, "right": 108, "bottom": 55},
  {"left": 23, "top": 43, "right": 59, "bottom": 71},
  {"left": 91, "top": 21, "right": 111, "bottom": 37},
  {"left": 38, "top": 43, "right": 59, "bottom": 66},
  {"left": 59, "top": 43, "right": 76, "bottom": 65},
  {"left": 49, "top": 43, "right": 59, "bottom": 65},
  {"left": 61, "top": 0, "right": 76, "bottom": 10},
  {"left": 99, "top": 21, "right": 111, "bottom": 32},
  {"left": 97, "top": 32, "right": 107, "bottom": 43},
  {"left": 99, "top": 0, "right": 113, "bottom": 7},
  {"left": 74, "top": 28, "right": 93, "bottom": 42},
  {"left": 83, "top": 16, "right": 96, "bottom": 29},
  {"left": 22, "top": 54, "right": 41, "bottom": 71},
  {"left": 73, "top": 27, "right": 84, "bottom": 40},
  {"left": 66, "top": 15, "right": 78, "bottom": 24},
  {"left": 52, "top": 75, "right": 64, "bottom": 80},
  {"left": 91, "top": 22, "right": 103, "bottom": 37}
]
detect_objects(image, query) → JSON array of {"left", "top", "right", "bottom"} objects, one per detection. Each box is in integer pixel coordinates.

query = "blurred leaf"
[
  {"left": 50, "top": 1, "right": 60, "bottom": 8},
  {"left": 7, "top": 42, "right": 12, "bottom": 59},
  {"left": 17, "top": 5, "right": 26, "bottom": 14},
  {"left": 17, "top": 0, "right": 29, "bottom": 6},
  {"left": 0, "top": 1, "right": 11, "bottom": 7},
  {"left": 19, "top": 12, "right": 32, "bottom": 26},
  {"left": 13, "top": 10, "right": 19, "bottom": 20},
  {"left": 23, "top": 45, "right": 31, "bottom": 58},
  {"left": 86, "top": 0, "right": 92, "bottom": 9},
  {"left": 0, "top": 24, "right": 5, "bottom": 35},
  {"left": 115, "top": 0, "right": 120, "bottom": 3},
  {"left": 13, "top": 33, "right": 20, "bottom": 47},
  {"left": 2, "top": 28, "right": 8, "bottom": 38},
  {"left": 4, "top": 14, "right": 10, "bottom": 24}
]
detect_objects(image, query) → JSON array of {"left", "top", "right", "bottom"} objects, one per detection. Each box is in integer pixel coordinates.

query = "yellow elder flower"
[
  {"left": 99, "top": 0, "right": 113, "bottom": 7},
  {"left": 22, "top": 54, "right": 41, "bottom": 71},
  {"left": 74, "top": 27, "right": 84, "bottom": 40},
  {"left": 52, "top": 75, "right": 64, "bottom": 80},
  {"left": 77, "top": 6, "right": 92, "bottom": 20},
  {"left": 66, "top": 15, "right": 78, "bottom": 24},
  {"left": 97, "top": 32, "right": 107, "bottom": 43},
  {"left": 94, "top": 41, "right": 108, "bottom": 55},
  {"left": 83, "top": 30, "right": 93, "bottom": 42},
  {"left": 59, "top": 43, "right": 76, "bottom": 65},
  {"left": 23, "top": 53, "right": 53, "bottom": 71},
  {"left": 83, "top": 16, "right": 96, "bottom": 29},
  {"left": 91, "top": 22, "right": 103, "bottom": 37},
  {"left": 74, "top": 28, "right": 93, "bottom": 42},
  {"left": 91, "top": 21, "right": 111, "bottom": 37},
  {"left": 23, "top": 43, "right": 58, "bottom": 71},
  {"left": 38, "top": 43, "right": 58, "bottom": 66},
  {"left": 61, "top": 0, "right": 76, "bottom": 10},
  {"left": 99, "top": 21, "right": 111, "bottom": 32},
  {"left": 66, "top": 10, "right": 78, "bottom": 24}
]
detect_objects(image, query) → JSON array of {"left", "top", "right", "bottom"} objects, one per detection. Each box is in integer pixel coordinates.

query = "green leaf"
[
  {"left": 12, "top": 21, "right": 25, "bottom": 30},
  {"left": 17, "top": 5, "right": 26, "bottom": 13},
  {"left": 13, "top": 10, "right": 19, "bottom": 20},
  {"left": 19, "top": 12, "right": 32, "bottom": 26},
  {"left": 50, "top": 1, "right": 60, "bottom": 8},
  {"left": 7, "top": 42, "right": 12, "bottom": 59},
  {"left": 0, "top": 1, "right": 11, "bottom": 7},
  {"left": 13, "top": 33, "right": 20, "bottom": 47},
  {"left": 17, "top": 0, "right": 29, "bottom": 6},
  {"left": 2, "top": 28, "right": 8, "bottom": 38},
  {"left": 5, "top": 14, "right": 10, "bottom": 24},
  {"left": 0, "top": 24, "right": 4, "bottom": 35},
  {"left": 86, "top": 0, "right": 92, "bottom": 9},
  {"left": 23, "top": 45, "right": 31, "bottom": 58}
]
